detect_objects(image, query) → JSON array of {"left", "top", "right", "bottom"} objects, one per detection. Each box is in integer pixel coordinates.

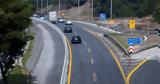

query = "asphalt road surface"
[
  {"left": 130, "top": 60, "right": 160, "bottom": 84},
  {"left": 26, "top": 20, "right": 65, "bottom": 84},
  {"left": 56, "top": 22, "right": 125, "bottom": 84}
]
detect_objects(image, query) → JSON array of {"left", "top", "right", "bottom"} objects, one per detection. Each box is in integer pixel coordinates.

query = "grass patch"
[
  {"left": 7, "top": 65, "right": 31, "bottom": 84},
  {"left": 22, "top": 38, "right": 34, "bottom": 66},
  {"left": 7, "top": 33, "right": 34, "bottom": 84},
  {"left": 114, "top": 36, "right": 129, "bottom": 49},
  {"left": 110, "top": 33, "right": 129, "bottom": 49}
]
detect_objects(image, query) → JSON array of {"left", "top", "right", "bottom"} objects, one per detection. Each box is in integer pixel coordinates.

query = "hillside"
[{"left": 27, "top": 0, "right": 160, "bottom": 22}]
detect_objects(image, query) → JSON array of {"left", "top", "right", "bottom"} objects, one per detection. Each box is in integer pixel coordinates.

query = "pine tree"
[
  {"left": 153, "top": 0, "right": 160, "bottom": 23},
  {"left": 0, "top": 0, "right": 33, "bottom": 83}
]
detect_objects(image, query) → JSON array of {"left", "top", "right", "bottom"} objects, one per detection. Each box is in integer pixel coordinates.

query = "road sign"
[
  {"left": 129, "top": 20, "right": 136, "bottom": 29},
  {"left": 100, "top": 13, "right": 106, "bottom": 21},
  {"left": 128, "top": 38, "right": 142, "bottom": 45},
  {"left": 143, "top": 36, "right": 148, "bottom": 41},
  {"left": 128, "top": 46, "right": 134, "bottom": 54}
]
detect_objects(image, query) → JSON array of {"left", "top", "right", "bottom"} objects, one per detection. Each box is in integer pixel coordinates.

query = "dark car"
[
  {"left": 64, "top": 27, "right": 72, "bottom": 33},
  {"left": 71, "top": 36, "right": 81, "bottom": 44}
]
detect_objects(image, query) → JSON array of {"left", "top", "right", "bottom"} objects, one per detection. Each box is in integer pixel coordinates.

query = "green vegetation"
[
  {"left": 7, "top": 35, "right": 34, "bottom": 84},
  {"left": 0, "top": 0, "right": 33, "bottom": 83},
  {"left": 7, "top": 65, "right": 30, "bottom": 84},
  {"left": 22, "top": 33, "right": 34, "bottom": 66},
  {"left": 153, "top": 0, "right": 160, "bottom": 23},
  {"left": 110, "top": 33, "right": 129, "bottom": 49},
  {"left": 94, "top": 0, "right": 160, "bottom": 22}
]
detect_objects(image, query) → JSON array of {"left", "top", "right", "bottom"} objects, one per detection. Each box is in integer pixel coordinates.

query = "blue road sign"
[
  {"left": 100, "top": 13, "right": 106, "bottom": 21},
  {"left": 128, "top": 38, "right": 142, "bottom": 45}
]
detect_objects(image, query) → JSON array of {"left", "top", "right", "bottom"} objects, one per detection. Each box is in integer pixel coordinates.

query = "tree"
[
  {"left": 69, "top": 0, "right": 87, "bottom": 6},
  {"left": 0, "top": 0, "right": 33, "bottom": 83},
  {"left": 153, "top": 0, "right": 160, "bottom": 23}
]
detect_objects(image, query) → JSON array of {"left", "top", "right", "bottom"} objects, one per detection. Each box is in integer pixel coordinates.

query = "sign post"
[
  {"left": 128, "top": 46, "right": 134, "bottom": 54},
  {"left": 129, "top": 20, "right": 136, "bottom": 29}
]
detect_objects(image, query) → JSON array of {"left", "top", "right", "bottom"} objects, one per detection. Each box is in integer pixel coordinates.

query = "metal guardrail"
[
  {"left": 103, "top": 34, "right": 129, "bottom": 56},
  {"left": 32, "top": 18, "right": 69, "bottom": 84},
  {"left": 134, "top": 42, "right": 158, "bottom": 54}
]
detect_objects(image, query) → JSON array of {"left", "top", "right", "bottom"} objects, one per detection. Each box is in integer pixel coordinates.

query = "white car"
[
  {"left": 33, "top": 14, "right": 38, "bottom": 18},
  {"left": 65, "top": 21, "right": 73, "bottom": 25},
  {"left": 40, "top": 17, "right": 45, "bottom": 20},
  {"left": 58, "top": 18, "right": 64, "bottom": 23}
]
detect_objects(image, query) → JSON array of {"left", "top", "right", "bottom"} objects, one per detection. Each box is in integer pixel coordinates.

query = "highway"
[
  {"left": 56, "top": 22, "right": 125, "bottom": 84},
  {"left": 26, "top": 20, "right": 65, "bottom": 84},
  {"left": 130, "top": 60, "right": 160, "bottom": 84}
]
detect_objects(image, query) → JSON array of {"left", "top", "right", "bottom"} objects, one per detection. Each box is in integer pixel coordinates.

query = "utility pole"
[
  {"left": 78, "top": 0, "right": 80, "bottom": 20},
  {"left": 47, "top": 0, "right": 48, "bottom": 14},
  {"left": 36, "top": 0, "right": 39, "bottom": 13},
  {"left": 91, "top": 0, "right": 93, "bottom": 21},
  {"left": 59, "top": 0, "right": 61, "bottom": 17},
  {"left": 41, "top": 0, "right": 43, "bottom": 15},
  {"left": 110, "top": 0, "right": 113, "bottom": 19}
]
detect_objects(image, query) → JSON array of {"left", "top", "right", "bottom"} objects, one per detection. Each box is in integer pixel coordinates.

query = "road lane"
[
  {"left": 56, "top": 23, "right": 125, "bottom": 84},
  {"left": 74, "top": 21, "right": 160, "bottom": 84},
  {"left": 130, "top": 60, "right": 160, "bottom": 84},
  {"left": 26, "top": 21, "right": 65, "bottom": 84}
]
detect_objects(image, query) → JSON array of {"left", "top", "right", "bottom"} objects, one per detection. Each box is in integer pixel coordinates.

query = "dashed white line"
[
  {"left": 74, "top": 32, "right": 78, "bottom": 35},
  {"left": 87, "top": 48, "right": 91, "bottom": 52},
  {"left": 92, "top": 72, "right": 97, "bottom": 82},
  {"left": 83, "top": 41, "right": 87, "bottom": 45},
  {"left": 91, "top": 58, "right": 94, "bottom": 64}
]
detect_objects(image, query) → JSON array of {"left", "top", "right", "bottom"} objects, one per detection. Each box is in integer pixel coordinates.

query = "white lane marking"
[
  {"left": 83, "top": 41, "right": 87, "bottom": 45},
  {"left": 74, "top": 32, "right": 77, "bottom": 35},
  {"left": 91, "top": 58, "right": 94, "bottom": 64},
  {"left": 92, "top": 72, "right": 97, "bottom": 81},
  {"left": 88, "top": 48, "right": 91, "bottom": 52}
]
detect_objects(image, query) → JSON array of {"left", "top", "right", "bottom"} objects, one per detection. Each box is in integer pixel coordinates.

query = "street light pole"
[
  {"left": 92, "top": 0, "right": 93, "bottom": 21},
  {"left": 78, "top": 0, "right": 80, "bottom": 20},
  {"left": 59, "top": 0, "right": 61, "bottom": 17},
  {"left": 47, "top": 0, "right": 48, "bottom": 14},
  {"left": 36, "top": 0, "right": 39, "bottom": 13},
  {"left": 110, "top": 0, "right": 113, "bottom": 19},
  {"left": 41, "top": 0, "right": 43, "bottom": 15}
]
